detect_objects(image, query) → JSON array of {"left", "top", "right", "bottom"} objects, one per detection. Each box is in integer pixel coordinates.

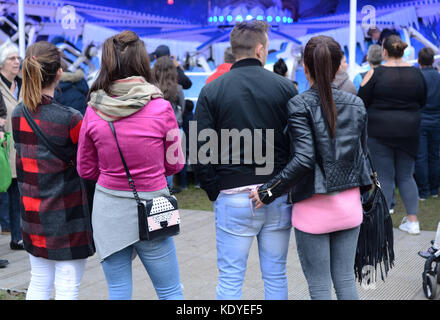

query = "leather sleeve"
[
  {"left": 359, "top": 105, "right": 373, "bottom": 194},
  {"left": 177, "top": 66, "right": 192, "bottom": 90},
  {"left": 257, "top": 96, "right": 314, "bottom": 204}
]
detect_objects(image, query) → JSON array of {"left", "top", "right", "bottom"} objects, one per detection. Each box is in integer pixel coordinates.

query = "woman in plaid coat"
[{"left": 11, "top": 41, "right": 94, "bottom": 300}]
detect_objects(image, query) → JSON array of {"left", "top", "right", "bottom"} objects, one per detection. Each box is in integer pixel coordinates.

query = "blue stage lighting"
[
  {"left": 227, "top": 15, "right": 233, "bottom": 22},
  {"left": 236, "top": 15, "right": 243, "bottom": 22},
  {"left": 282, "top": 16, "right": 287, "bottom": 23},
  {"left": 267, "top": 16, "right": 273, "bottom": 22},
  {"left": 213, "top": 16, "right": 218, "bottom": 22},
  {"left": 208, "top": 17, "right": 213, "bottom": 22},
  {"left": 275, "top": 16, "right": 281, "bottom": 23},
  {"left": 219, "top": 16, "right": 224, "bottom": 22},
  {"left": 246, "top": 15, "right": 253, "bottom": 21},
  {"left": 256, "top": 15, "right": 264, "bottom": 21}
]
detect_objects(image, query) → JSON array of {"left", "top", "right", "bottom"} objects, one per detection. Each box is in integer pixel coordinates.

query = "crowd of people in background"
[{"left": 0, "top": 19, "right": 439, "bottom": 300}]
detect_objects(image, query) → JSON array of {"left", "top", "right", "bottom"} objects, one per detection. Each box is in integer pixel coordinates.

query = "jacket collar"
[
  {"left": 0, "top": 72, "right": 22, "bottom": 90},
  {"left": 310, "top": 83, "right": 338, "bottom": 90},
  {"left": 0, "top": 73, "right": 22, "bottom": 99},
  {"left": 40, "top": 95, "right": 54, "bottom": 105},
  {"left": 231, "top": 58, "right": 262, "bottom": 70}
]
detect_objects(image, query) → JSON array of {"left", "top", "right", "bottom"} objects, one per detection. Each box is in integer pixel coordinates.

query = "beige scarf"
[{"left": 89, "top": 76, "right": 163, "bottom": 122}]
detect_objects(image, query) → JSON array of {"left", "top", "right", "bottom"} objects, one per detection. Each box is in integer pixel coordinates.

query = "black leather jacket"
[{"left": 258, "top": 86, "right": 372, "bottom": 204}]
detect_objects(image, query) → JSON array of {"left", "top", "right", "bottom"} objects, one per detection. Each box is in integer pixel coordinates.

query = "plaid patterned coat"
[{"left": 11, "top": 96, "right": 95, "bottom": 260}]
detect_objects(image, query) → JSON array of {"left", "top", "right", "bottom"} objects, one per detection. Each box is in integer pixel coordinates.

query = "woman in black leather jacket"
[{"left": 250, "top": 36, "right": 372, "bottom": 300}]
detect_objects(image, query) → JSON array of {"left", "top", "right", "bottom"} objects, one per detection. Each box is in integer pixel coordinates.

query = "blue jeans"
[
  {"left": 415, "top": 126, "right": 440, "bottom": 198},
  {"left": 166, "top": 175, "right": 173, "bottom": 189},
  {"left": 295, "top": 226, "right": 361, "bottom": 300},
  {"left": 214, "top": 192, "right": 292, "bottom": 300},
  {"left": 0, "top": 192, "right": 10, "bottom": 231},
  {"left": 101, "top": 237, "right": 183, "bottom": 300},
  {"left": 7, "top": 179, "right": 22, "bottom": 242}
]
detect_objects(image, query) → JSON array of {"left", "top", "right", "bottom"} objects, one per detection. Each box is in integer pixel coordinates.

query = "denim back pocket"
[{"left": 216, "top": 194, "right": 262, "bottom": 236}]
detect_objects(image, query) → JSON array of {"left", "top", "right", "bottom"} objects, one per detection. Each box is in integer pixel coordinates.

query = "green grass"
[
  {"left": 174, "top": 185, "right": 213, "bottom": 211},
  {"left": 0, "top": 289, "right": 25, "bottom": 300},
  {"left": 175, "top": 186, "right": 440, "bottom": 231},
  {"left": 392, "top": 191, "right": 440, "bottom": 232}
]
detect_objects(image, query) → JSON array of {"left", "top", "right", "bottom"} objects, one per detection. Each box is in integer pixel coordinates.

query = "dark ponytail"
[{"left": 304, "top": 36, "right": 343, "bottom": 138}]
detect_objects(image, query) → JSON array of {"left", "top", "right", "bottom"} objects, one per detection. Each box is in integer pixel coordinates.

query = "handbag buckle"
[{"left": 371, "top": 172, "right": 381, "bottom": 188}]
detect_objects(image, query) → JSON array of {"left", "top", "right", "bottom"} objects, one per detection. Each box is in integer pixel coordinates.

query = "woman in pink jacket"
[{"left": 77, "top": 30, "right": 185, "bottom": 300}]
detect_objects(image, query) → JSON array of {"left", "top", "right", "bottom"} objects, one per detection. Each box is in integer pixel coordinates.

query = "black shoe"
[
  {"left": 10, "top": 240, "right": 25, "bottom": 250},
  {"left": 0, "top": 259, "right": 9, "bottom": 268},
  {"left": 170, "top": 187, "right": 182, "bottom": 195}
]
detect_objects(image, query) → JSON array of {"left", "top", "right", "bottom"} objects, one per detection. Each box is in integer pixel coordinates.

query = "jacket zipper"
[{"left": 266, "top": 179, "right": 281, "bottom": 197}]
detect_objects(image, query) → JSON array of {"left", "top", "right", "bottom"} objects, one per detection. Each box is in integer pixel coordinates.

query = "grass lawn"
[
  {"left": 392, "top": 191, "right": 440, "bottom": 232},
  {"left": 0, "top": 289, "right": 25, "bottom": 300},
  {"left": 175, "top": 186, "right": 440, "bottom": 231},
  {"left": 175, "top": 185, "right": 213, "bottom": 212}
]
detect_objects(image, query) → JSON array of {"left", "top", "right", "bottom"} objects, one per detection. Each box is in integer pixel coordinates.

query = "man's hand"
[{"left": 249, "top": 188, "right": 264, "bottom": 209}]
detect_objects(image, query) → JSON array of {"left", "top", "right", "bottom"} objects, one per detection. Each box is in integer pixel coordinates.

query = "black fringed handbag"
[{"left": 354, "top": 154, "right": 395, "bottom": 285}]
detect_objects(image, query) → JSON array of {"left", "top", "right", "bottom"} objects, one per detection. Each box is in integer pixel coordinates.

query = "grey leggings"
[
  {"left": 368, "top": 137, "right": 419, "bottom": 215},
  {"left": 295, "top": 226, "right": 360, "bottom": 300}
]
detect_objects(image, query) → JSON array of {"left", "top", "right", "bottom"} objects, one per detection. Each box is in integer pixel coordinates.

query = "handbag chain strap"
[{"left": 108, "top": 121, "right": 142, "bottom": 205}]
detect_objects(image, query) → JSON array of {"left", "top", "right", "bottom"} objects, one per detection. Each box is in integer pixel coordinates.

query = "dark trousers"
[
  {"left": 0, "top": 192, "right": 10, "bottom": 230},
  {"left": 415, "top": 126, "right": 440, "bottom": 198},
  {"left": 368, "top": 137, "right": 419, "bottom": 215},
  {"left": 7, "top": 179, "right": 22, "bottom": 242}
]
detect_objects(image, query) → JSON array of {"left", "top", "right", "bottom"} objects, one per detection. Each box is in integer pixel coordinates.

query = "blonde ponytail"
[
  {"left": 22, "top": 56, "right": 43, "bottom": 112},
  {"left": 22, "top": 41, "right": 61, "bottom": 111}
]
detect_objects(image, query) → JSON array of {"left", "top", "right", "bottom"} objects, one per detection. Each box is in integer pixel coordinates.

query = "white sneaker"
[
  {"left": 399, "top": 217, "right": 420, "bottom": 235},
  {"left": 389, "top": 208, "right": 394, "bottom": 215}
]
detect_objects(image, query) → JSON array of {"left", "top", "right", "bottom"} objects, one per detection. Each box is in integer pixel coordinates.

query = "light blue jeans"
[
  {"left": 214, "top": 192, "right": 292, "bottom": 300},
  {"left": 101, "top": 237, "right": 183, "bottom": 300}
]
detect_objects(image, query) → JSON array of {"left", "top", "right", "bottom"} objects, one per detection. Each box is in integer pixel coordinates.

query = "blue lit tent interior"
[{"left": 1, "top": 0, "right": 439, "bottom": 103}]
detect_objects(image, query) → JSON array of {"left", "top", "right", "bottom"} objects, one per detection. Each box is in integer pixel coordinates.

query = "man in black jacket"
[{"left": 193, "top": 20, "right": 298, "bottom": 300}]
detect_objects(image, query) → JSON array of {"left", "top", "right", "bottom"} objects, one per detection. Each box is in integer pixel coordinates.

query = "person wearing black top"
[
  {"left": 414, "top": 48, "right": 440, "bottom": 200},
  {"left": 358, "top": 35, "right": 427, "bottom": 235},
  {"left": 194, "top": 21, "right": 298, "bottom": 300},
  {"left": 150, "top": 45, "right": 192, "bottom": 90}
]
